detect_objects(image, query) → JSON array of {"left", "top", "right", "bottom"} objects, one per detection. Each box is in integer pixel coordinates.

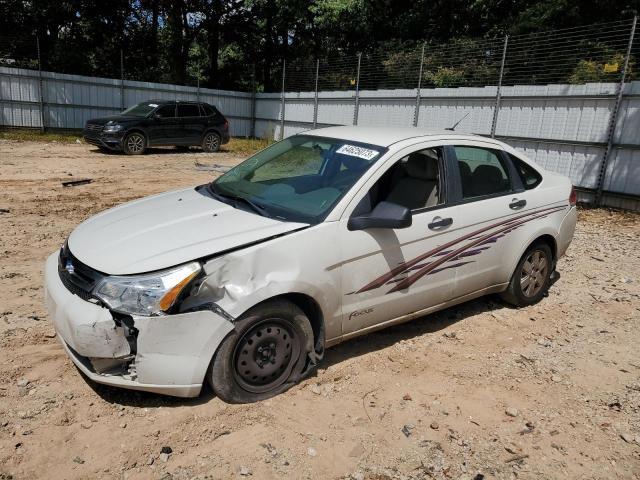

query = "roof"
[{"left": 304, "top": 126, "right": 492, "bottom": 148}]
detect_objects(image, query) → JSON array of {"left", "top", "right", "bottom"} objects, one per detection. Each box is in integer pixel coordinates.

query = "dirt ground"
[{"left": 0, "top": 140, "right": 639, "bottom": 480}]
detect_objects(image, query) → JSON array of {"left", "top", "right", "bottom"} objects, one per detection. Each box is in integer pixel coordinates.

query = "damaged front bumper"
[{"left": 44, "top": 253, "right": 234, "bottom": 398}]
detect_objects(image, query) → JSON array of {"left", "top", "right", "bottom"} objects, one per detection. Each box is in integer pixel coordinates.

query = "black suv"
[{"left": 83, "top": 100, "right": 230, "bottom": 155}]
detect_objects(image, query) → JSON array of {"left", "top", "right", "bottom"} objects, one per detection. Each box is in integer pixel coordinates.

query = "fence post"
[
  {"left": 196, "top": 77, "right": 200, "bottom": 102},
  {"left": 250, "top": 64, "right": 256, "bottom": 138},
  {"left": 279, "top": 59, "right": 286, "bottom": 140},
  {"left": 120, "top": 49, "right": 125, "bottom": 110},
  {"left": 490, "top": 35, "right": 508, "bottom": 138},
  {"left": 36, "top": 37, "right": 46, "bottom": 133},
  {"left": 413, "top": 44, "right": 425, "bottom": 127},
  {"left": 595, "top": 16, "right": 637, "bottom": 206},
  {"left": 313, "top": 59, "right": 320, "bottom": 129},
  {"left": 352, "top": 52, "right": 362, "bottom": 125}
]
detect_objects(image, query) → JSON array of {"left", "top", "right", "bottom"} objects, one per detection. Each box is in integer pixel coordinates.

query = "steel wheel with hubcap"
[
  {"left": 209, "top": 300, "right": 314, "bottom": 403},
  {"left": 202, "top": 132, "right": 221, "bottom": 152},
  {"left": 520, "top": 249, "right": 548, "bottom": 298},
  {"left": 123, "top": 132, "right": 146, "bottom": 155},
  {"left": 500, "top": 242, "right": 553, "bottom": 307}
]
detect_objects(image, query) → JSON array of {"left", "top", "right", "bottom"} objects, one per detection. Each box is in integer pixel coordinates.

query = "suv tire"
[
  {"left": 202, "top": 131, "right": 221, "bottom": 152},
  {"left": 122, "top": 132, "right": 146, "bottom": 155}
]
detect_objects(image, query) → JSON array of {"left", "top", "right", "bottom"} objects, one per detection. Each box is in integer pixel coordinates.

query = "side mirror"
[{"left": 347, "top": 201, "right": 412, "bottom": 231}]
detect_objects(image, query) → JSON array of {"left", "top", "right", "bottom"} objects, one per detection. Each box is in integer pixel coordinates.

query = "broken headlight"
[{"left": 93, "top": 262, "right": 201, "bottom": 316}]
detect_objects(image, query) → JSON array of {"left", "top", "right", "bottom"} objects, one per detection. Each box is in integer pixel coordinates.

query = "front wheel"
[
  {"left": 122, "top": 132, "right": 146, "bottom": 155},
  {"left": 209, "top": 300, "right": 313, "bottom": 403},
  {"left": 500, "top": 243, "right": 553, "bottom": 307},
  {"left": 202, "top": 132, "right": 221, "bottom": 152}
]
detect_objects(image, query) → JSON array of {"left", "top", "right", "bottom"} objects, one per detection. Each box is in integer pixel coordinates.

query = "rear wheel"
[
  {"left": 122, "top": 132, "right": 146, "bottom": 155},
  {"left": 500, "top": 243, "right": 553, "bottom": 307},
  {"left": 209, "top": 300, "right": 312, "bottom": 403},
  {"left": 202, "top": 131, "right": 221, "bottom": 152}
]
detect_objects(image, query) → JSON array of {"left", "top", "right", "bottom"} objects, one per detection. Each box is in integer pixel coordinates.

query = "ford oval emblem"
[{"left": 65, "top": 259, "right": 75, "bottom": 275}]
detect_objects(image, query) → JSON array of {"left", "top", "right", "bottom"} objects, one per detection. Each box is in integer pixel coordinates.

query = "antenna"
[{"left": 445, "top": 112, "right": 470, "bottom": 131}]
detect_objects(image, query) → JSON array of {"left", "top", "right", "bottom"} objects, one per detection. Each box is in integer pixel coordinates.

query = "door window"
[
  {"left": 454, "top": 146, "right": 511, "bottom": 199},
  {"left": 200, "top": 104, "right": 215, "bottom": 116},
  {"left": 177, "top": 104, "right": 201, "bottom": 117},
  {"left": 154, "top": 105, "right": 176, "bottom": 118},
  {"left": 355, "top": 147, "right": 443, "bottom": 215},
  {"left": 508, "top": 153, "right": 542, "bottom": 189}
]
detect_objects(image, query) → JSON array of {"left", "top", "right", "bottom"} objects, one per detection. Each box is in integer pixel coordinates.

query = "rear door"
[
  {"left": 176, "top": 103, "right": 204, "bottom": 144},
  {"left": 447, "top": 142, "right": 534, "bottom": 295}
]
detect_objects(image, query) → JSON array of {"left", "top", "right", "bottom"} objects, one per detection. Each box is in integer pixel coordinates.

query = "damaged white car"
[{"left": 44, "top": 126, "right": 577, "bottom": 403}]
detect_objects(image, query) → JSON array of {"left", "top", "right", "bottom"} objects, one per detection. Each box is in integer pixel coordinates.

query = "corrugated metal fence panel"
[
  {"left": 506, "top": 139, "right": 604, "bottom": 189},
  {"left": 496, "top": 84, "right": 618, "bottom": 143},
  {"left": 316, "top": 91, "right": 355, "bottom": 126},
  {"left": 0, "top": 67, "right": 43, "bottom": 128}
]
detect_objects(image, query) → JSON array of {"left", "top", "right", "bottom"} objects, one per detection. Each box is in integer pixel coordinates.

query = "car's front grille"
[
  {"left": 58, "top": 244, "right": 105, "bottom": 302},
  {"left": 85, "top": 123, "right": 103, "bottom": 132}
]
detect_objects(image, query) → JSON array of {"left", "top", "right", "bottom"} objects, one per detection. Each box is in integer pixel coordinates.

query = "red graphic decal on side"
[{"left": 351, "top": 205, "right": 566, "bottom": 295}]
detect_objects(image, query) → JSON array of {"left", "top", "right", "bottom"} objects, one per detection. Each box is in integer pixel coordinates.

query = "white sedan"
[{"left": 44, "top": 126, "right": 577, "bottom": 403}]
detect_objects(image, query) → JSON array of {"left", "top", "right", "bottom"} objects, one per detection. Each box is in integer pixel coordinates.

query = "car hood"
[
  {"left": 86, "top": 115, "right": 142, "bottom": 125},
  {"left": 68, "top": 186, "right": 308, "bottom": 275}
]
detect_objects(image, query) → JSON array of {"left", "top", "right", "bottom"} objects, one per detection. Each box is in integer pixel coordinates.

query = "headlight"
[
  {"left": 103, "top": 123, "right": 123, "bottom": 133},
  {"left": 93, "top": 262, "right": 201, "bottom": 316}
]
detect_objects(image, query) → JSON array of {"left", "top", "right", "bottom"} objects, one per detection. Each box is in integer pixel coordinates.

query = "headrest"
[
  {"left": 337, "top": 153, "right": 368, "bottom": 171},
  {"left": 459, "top": 161, "right": 472, "bottom": 177},
  {"left": 473, "top": 164, "right": 504, "bottom": 188},
  {"left": 404, "top": 151, "right": 438, "bottom": 180}
]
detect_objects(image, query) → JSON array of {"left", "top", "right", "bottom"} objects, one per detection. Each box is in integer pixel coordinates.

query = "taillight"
[
  {"left": 224, "top": 120, "right": 229, "bottom": 131},
  {"left": 569, "top": 185, "right": 577, "bottom": 206}
]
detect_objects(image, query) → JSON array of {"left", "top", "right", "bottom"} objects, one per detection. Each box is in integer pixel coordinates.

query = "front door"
[{"left": 339, "top": 144, "right": 463, "bottom": 335}]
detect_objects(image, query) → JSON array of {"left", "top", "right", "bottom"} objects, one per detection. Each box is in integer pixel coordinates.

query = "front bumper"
[
  {"left": 83, "top": 130, "right": 125, "bottom": 150},
  {"left": 44, "top": 252, "right": 234, "bottom": 397}
]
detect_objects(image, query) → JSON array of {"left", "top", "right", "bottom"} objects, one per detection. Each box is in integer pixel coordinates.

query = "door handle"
[
  {"left": 428, "top": 216, "right": 453, "bottom": 230},
  {"left": 509, "top": 198, "right": 526, "bottom": 210}
]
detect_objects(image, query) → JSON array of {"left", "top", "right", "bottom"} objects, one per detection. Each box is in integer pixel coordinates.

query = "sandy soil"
[{"left": 0, "top": 140, "right": 639, "bottom": 480}]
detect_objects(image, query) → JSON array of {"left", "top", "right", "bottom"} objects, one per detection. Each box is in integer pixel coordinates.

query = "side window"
[
  {"left": 154, "top": 105, "right": 175, "bottom": 118},
  {"left": 177, "top": 104, "right": 201, "bottom": 117},
  {"left": 454, "top": 146, "right": 511, "bottom": 199},
  {"left": 356, "top": 147, "right": 443, "bottom": 214},
  {"left": 509, "top": 154, "right": 542, "bottom": 190},
  {"left": 201, "top": 104, "right": 215, "bottom": 116}
]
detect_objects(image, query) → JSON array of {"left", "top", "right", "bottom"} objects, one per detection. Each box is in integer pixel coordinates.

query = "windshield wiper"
[{"left": 207, "top": 184, "right": 271, "bottom": 218}]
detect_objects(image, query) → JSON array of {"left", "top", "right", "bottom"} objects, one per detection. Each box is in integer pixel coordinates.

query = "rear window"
[
  {"left": 509, "top": 154, "right": 542, "bottom": 189},
  {"left": 177, "top": 104, "right": 201, "bottom": 117}
]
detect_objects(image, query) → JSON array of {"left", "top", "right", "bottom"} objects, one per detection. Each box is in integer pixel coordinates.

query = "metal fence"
[{"left": 1, "top": 18, "right": 639, "bottom": 211}]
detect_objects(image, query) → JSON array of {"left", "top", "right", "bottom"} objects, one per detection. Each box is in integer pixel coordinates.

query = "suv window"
[
  {"left": 454, "top": 146, "right": 511, "bottom": 199},
  {"left": 201, "top": 104, "right": 215, "bottom": 116},
  {"left": 509, "top": 154, "right": 542, "bottom": 189},
  {"left": 177, "top": 104, "right": 200, "bottom": 117},
  {"left": 154, "top": 105, "right": 176, "bottom": 118}
]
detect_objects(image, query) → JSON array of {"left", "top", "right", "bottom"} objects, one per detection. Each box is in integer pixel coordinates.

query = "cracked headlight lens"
[{"left": 94, "top": 262, "right": 201, "bottom": 316}]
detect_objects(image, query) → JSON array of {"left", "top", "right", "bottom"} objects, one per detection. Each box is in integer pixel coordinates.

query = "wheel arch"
[
  {"left": 124, "top": 127, "right": 149, "bottom": 146},
  {"left": 251, "top": 292, "right": 325, "bottom": 355},
  {"left": 202, "top": 127, "right": 223, "bottom": 141}
]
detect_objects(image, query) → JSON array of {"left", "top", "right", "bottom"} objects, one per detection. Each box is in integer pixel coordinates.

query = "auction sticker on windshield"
[{"left": 336, "top": 144, "right": 379, "bottom": 160}]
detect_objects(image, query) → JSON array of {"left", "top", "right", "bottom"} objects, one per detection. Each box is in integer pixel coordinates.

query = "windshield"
[
  {"left": 121, "top": 102, "right": 159, "bottom": 117},
  {"left": 211, "top": 135, "right": 386, "bottom": 223}
]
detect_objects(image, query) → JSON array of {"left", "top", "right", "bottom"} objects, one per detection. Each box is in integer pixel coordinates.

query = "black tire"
[
  {"left": 500, "top": 242, "right": 553, "bottom": 307},
  {"left": 202, "top": 131, "right": 221, "bottom": 152},
  {"left": 122, "top": 132, "right": 146, "bottom": 155},
  {"left": 209, "top": 300, "right": 313, "bottom": 403}
]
